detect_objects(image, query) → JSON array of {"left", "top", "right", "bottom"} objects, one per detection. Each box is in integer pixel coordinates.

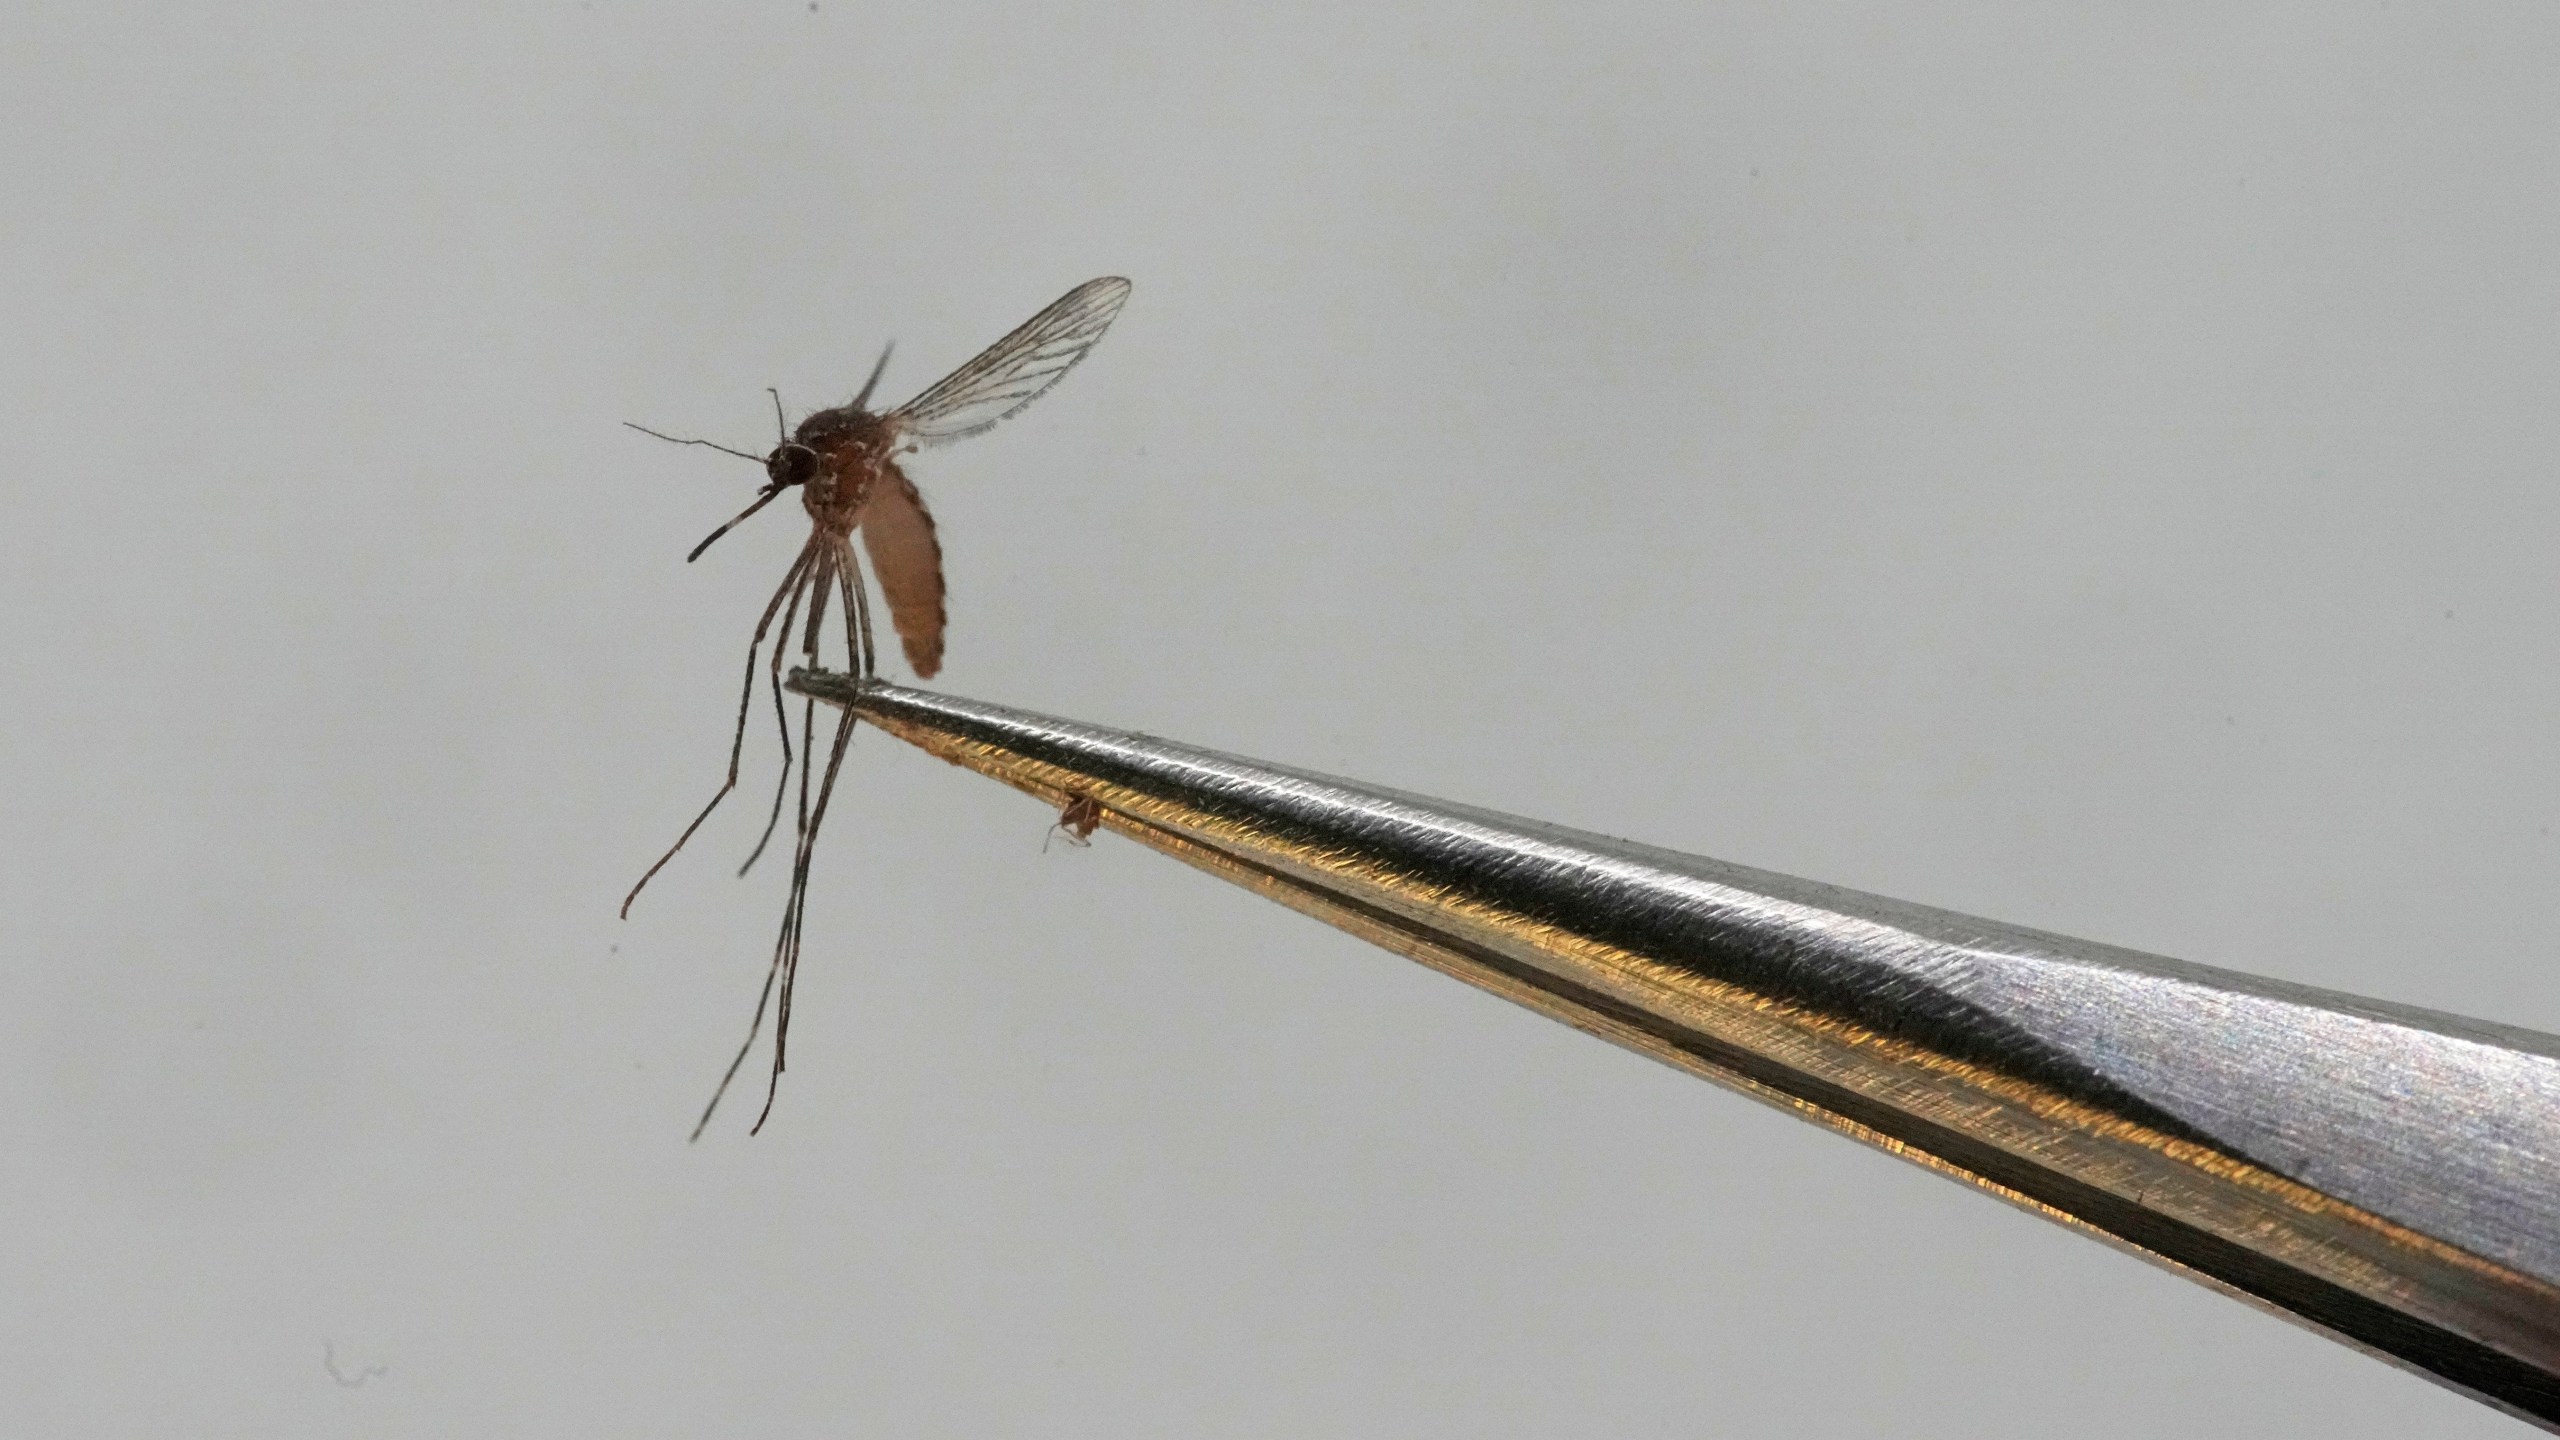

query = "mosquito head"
[{"left": 765, "top": 442, "right": 819, "bottom": 490}]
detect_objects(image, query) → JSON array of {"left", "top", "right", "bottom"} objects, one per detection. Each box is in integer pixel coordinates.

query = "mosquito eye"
[{"left": 767, "top": 446, "right": 816, "bottom": 487}]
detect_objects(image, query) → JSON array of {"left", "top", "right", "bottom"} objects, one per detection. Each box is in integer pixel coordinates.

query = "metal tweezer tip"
[{"left": 788, "top": 668, "right": 2560, "bottom": 1427}]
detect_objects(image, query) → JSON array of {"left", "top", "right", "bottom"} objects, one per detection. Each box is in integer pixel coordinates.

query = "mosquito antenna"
[
  {"left": 767, "top": 388, "right": 788, "bottom": 443},
  {"left": 686, "top": 484, "right": 787, "bottom": 563},
  {"left": 624, "top": 422, "right": 766, "bottom": 464},
  {"left": 849, "top": 342, "right": 894, "bottom": 412}
]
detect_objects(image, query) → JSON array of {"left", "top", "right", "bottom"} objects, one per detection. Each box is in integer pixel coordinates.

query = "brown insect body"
[
  {"left": 1045, "top": 792, "right": 1103, "bottom": 851},
  {"left": 779, "top": 406, "right": 948, "bottom": 678},
  {"left": 790, "top": 408, "right": 890, "bottom": 530},
  {"left": 621, "top": 276, "right": 1132, "bottom": 1138},
  {"left": 1058, "top": 792, "right": 1103, "bottom": 839}
]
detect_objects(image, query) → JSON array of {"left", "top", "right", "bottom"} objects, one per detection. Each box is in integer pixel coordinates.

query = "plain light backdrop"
[{"left": 7, "top": 2, "right": 2560, "bottom": 1435}]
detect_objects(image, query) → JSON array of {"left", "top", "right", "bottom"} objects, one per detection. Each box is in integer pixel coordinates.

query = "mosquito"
[
  {"left": 1043, "top": 792, "right": 1104, "bottom": 852},
  {"left": 622, "top": 276, "right": 1133, "bottom": 1137}
]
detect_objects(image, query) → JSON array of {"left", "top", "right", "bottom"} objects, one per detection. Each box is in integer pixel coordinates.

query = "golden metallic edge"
[{"left": 864, "top": 709, "right": 2560, "bottom": 1370}]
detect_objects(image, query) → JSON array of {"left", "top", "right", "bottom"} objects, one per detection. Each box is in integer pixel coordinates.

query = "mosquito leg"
[
  {"left": 698, "top": 545, "right": 843, "bottom": 1137},
  {"left": 690, "top": 696, "right": 812, "bottom": 1142},
  {"left": 692, "top": 680, "right": 820, "bottom": 1141},
  {"left": 751, "top": 563, "right": 850, "bottom": 1127},
  {"left": 840, "top": 544, "right": 877, "bottom": 680},
  {"left": 737, "top": 548, "right": 827, "bottom": 877},
  {"left": 749, "top": 547, "right": 868, "bottom": 1116},
  {"left": 622, "top": 539, "right": 819, "bottom": 919},
  {"left": 752, "top": 660, "right": 822, "bottom": 1124},
  {"left": 777, "top": 555, "right": 830, "bottom": 1011},
  {"left": 690, "top": 952, "right": 780, "bottom": 1141},
  {"left": 751, "top": 686, "right": 856, "bottom": 1136},
  {"left": 801, "top": 543, "right": 835, "bottom": 676}
]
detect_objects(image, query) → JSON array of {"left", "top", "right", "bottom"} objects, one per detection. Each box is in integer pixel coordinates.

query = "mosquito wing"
[{"left": 885, "top": 277, "right": 1130, "bottom": 449}]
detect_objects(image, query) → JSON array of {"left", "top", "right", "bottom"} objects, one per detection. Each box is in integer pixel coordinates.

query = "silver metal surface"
[{"left": 791, "top": 670, "right": 2560, "bottom": 1426}]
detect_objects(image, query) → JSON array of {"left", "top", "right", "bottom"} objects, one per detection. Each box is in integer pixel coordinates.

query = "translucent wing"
[{"left": 886, "top": 277, "right": 1130, "bottom": 448}]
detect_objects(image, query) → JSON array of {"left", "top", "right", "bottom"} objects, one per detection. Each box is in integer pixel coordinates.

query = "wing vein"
[{"left": 886, "top": 277, "right": 1131, "bottom": 449}]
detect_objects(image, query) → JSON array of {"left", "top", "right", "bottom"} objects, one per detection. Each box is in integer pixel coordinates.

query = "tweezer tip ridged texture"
[{"left": 790, "top": 671, "right": 2560, "bottom": 1427}]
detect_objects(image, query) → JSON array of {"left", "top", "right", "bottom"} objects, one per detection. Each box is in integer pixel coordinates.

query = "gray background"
[{"left": 6, "top": 2, "right": 2558, "bottom": 1434}]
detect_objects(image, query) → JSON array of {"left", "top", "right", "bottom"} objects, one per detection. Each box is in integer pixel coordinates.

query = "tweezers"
[{"left": 789, "top": 670, "right": 2560, "bottom": 1427}]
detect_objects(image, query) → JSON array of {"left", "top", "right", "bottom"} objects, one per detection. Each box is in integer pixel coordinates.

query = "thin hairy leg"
[
  {"left": 752, "top": 692, "right": 856, "bottom": 1135},
  {"left": 690, "top": 685, "right": 818, "bottom": 1140},
  {"left": 695, "top": 546, "right": 841, "bottom": 1136},
  {"left": 689, "top": 948, "right": 779, "bottom": 1141},
  {"left": 622, "top": 538, "right": 819, "bottom": 918},
  {"left": 770, "top": 563, "right": 830, "bottom": 1048},
  {"left": 841, "top": 544, "right": 877, "bottom": 679},
  {"left": 737, "top": 547, "right": 829, "bottom": 877},
  {"left": 749, "top": 561, "right": 856, "bottom": 1129},
  {"left": 767, "top": 547, "right": 864, "bottom": 1064},
  {"left": 800, "top": 543, "right": 834, "bottom": 675}
]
